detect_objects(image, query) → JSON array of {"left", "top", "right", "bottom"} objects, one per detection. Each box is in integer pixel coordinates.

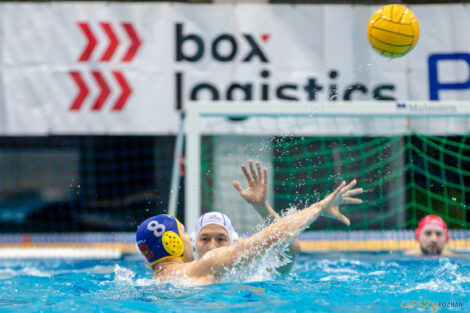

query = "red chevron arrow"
[
  {"left": 91, "top": 71, "right": 110, "bottom": 111},
  {"left": 112, "top": 71, "right": 131, "bottom": 111},
  {"left": 69, "top": 72, "right": 89, "bottom": 110},
  {"left": 121, "top": 23, "right": 141, "bottom": 62},
  {"left": 77, "top": 23, "right": 97, "bottom": 62},
  {"left": 100, "top": 22, "right": 119, "bottom": 62}
]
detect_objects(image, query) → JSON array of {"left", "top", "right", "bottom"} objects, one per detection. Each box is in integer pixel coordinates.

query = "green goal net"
[{"left": 187, "top": 101, "right": 470, "bottom": 234}]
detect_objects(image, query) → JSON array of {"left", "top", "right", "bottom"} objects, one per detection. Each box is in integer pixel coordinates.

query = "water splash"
[
  {"left": 402, "top": 258, "right": 469, "bottom": 293},
  {"left": 218, "top": 245, "right": 288, "bottom": 283},
  {"left": 1, "top": 254, "right": 469, "bottom": 312},
  {"left": 0, "top": 267, "right": 51, "bottom": 279},
  {"left": 217, "top": 209, "right": 302, "bottom": 284},
  {"left": 0, "top": 268, "right": 16, "bottom": 279},
  {"left": 320, "top": 274, "right": 358, "bottom": 282},
  {"left": 114, "top": 264, "right": 136, "bottom": 284}
]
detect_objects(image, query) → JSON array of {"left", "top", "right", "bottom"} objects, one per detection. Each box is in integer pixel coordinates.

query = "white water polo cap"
[{"left": 193, "top": 212, "right": 239, "bottom": 244}]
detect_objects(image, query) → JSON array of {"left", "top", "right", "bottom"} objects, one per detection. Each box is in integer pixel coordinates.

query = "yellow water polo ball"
[{"left": 367, "top": 4, "right": 420, "bottom": 58}]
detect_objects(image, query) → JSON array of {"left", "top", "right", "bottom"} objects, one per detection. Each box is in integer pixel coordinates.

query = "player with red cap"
[{"left": 405, "top": 215, "right": 456, "bottom": 256}]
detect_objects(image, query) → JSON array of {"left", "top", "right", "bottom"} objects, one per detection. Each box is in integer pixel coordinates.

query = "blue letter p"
[{"left": 428, "top": 53, "right": 470, "bottom": 100}]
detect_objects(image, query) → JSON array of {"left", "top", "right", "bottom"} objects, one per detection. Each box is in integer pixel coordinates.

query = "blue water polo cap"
[{"left": 136, "top": 215, "right": 185, "bottom": 265}]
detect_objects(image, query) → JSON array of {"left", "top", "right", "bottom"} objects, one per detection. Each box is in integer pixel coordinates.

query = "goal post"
[{"left": 185, "top": 101, "right": 470, "bottom": 234}]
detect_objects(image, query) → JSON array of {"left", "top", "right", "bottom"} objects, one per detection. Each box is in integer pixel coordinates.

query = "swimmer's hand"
[
  {"left": 233, "top": 160, "right": 267, "bottom": 205},
  {"left": 315, "top": 179, "right": 363, "bottom": 226}
]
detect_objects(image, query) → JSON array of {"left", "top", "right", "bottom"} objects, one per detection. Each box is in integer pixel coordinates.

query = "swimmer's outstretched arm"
[
  {"left": 187, "top": 180, "right": 363, "bottom": 278},
  {"left": 233, "top": 160, "right": 301, "bottom": 273}
]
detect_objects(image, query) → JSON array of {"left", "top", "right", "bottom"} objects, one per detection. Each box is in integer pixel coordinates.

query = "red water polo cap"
[{"left": 415, "top": 215, "right": 449, "bottom": 242}]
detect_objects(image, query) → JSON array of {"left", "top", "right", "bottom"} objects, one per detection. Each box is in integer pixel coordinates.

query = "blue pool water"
[{"left": 0, "top": 252, "right": 469, "bottom": 313}]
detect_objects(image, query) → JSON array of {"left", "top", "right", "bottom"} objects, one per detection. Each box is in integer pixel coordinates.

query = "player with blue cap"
[{"left": 136, "top": 215, "right": 194, "bottom": 266}]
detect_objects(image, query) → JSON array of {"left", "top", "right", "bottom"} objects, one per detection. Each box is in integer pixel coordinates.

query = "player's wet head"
[
  {"left": 193, "top": 212, "right": 240, "bottom": 258},
  {"left": 136, "top": 215, "right": 186, "bottom": 264},
  {"left": 415, "top": 215, "right": 449, "bottom": 255}
]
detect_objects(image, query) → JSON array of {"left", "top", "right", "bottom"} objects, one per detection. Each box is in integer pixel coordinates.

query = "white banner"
[{"left": 0, "top": 3, "right": 469, "bottom": 134}]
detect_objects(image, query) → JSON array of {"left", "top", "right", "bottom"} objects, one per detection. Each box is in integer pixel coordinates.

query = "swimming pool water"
[{"left": 0, "top": 252, "right": 469, "bottom": 313}]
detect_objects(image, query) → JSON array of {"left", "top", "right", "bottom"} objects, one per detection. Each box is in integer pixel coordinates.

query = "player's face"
[
  {"left": 196, "top": 224, "right": 230, "bottom": 258},
  {"left": 419, "top": 227, "right": 446, "bottom": 255},
  {"left": 178, "top": 223, "right": 195, "bottom": 262}
]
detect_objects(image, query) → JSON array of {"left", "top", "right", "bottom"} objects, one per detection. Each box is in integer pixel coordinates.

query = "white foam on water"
[
  {"left": 114, "top": 264, "right": 136, "bottom": 284},
  {"left": 378, "top": 261, "right": 400, "bottom": 269},
  {"left": 134, "top": 277, "right": 159, "bottom": 287},
  {"left": 404, "top": 280, "right": 461, "bottom": 293},
  {"left": 0, "top": 267, "right": 52, "bottom": 278},
  {"left": 73, "top": 265, "right": 114, "bottom": 275},
  {"left": 21, "top": 267, "right": 52, "bottom": 278},
  {"left": 0, "top": 268, "right": 16, "bottom": 279},
  {"left": 322, "top": 267, "right": 358, "bottom": 275},
  {"left": 319, "top": 274, "right": 359, "bottom": 282},
  {"left": 402, "top": 258, "right": 468, "bottom": 293},
  {"left": 0, "top": 264, "right": 118, "bottom": 280},
  {"left": 111, "top": 264, "right": 197, "bottom": 289}
]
